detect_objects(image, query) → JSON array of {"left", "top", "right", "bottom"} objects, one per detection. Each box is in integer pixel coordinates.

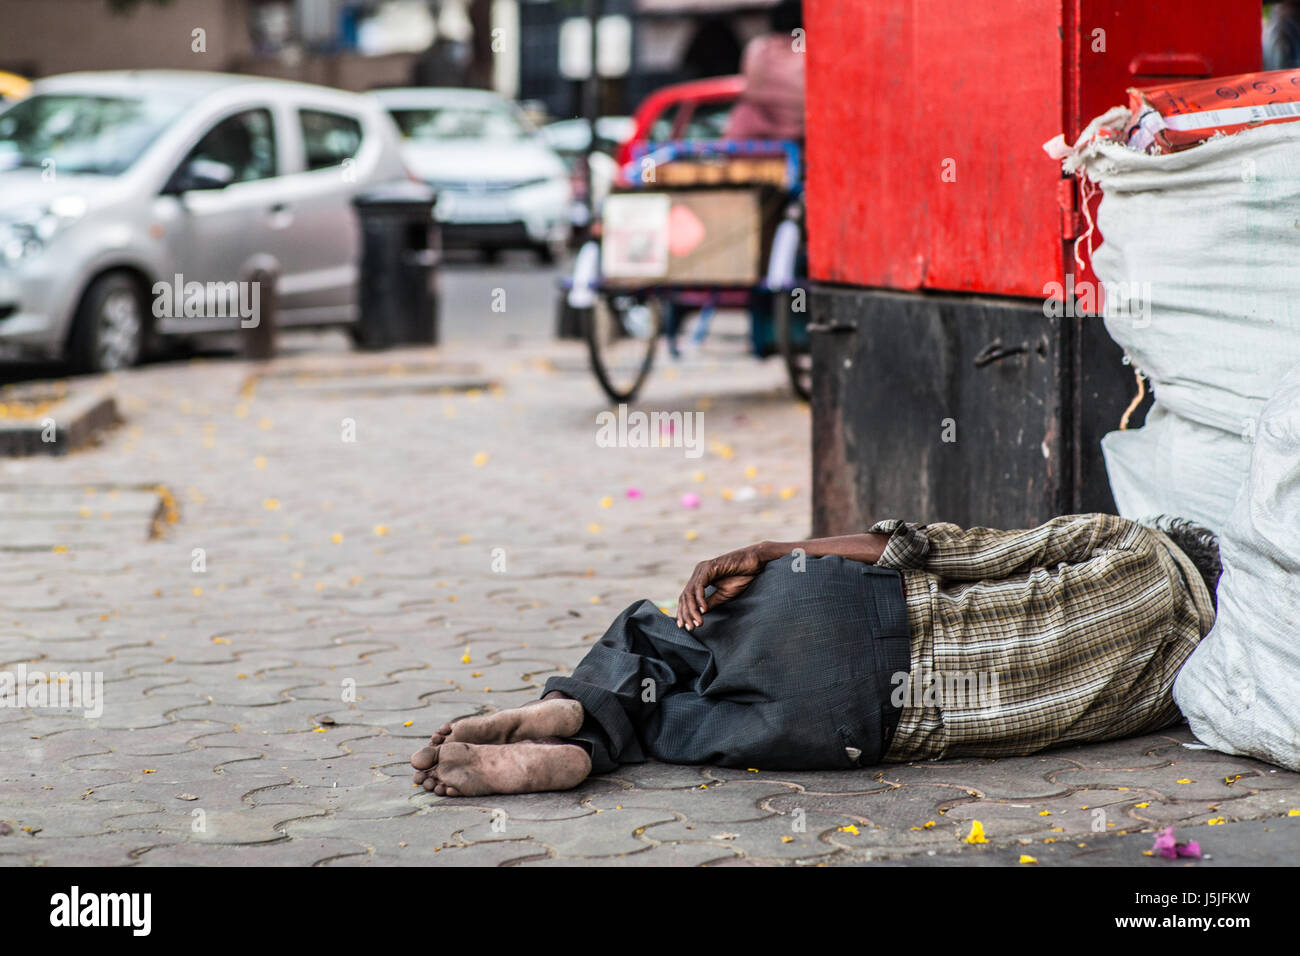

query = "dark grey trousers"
[{"left": 542, "top": 554, "right": 910, "bottom": 774}]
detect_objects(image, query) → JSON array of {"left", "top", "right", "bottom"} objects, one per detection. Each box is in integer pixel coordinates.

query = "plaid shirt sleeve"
[
  {"left": 866, "top": 514, "right": 1211, "bottom": 761},
  {"left": 868, "top": 515, "right": 1114, "bottom": 580}
]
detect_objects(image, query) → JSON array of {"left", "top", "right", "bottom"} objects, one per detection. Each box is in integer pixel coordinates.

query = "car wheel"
[
  {"left": 67, "top": 272, "right": 146, "bottom": 374},
  {"left": 481, "top": 246, "right": 502, "bottom": 265}
]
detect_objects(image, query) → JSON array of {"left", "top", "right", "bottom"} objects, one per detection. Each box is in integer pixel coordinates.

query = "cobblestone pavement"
[{"left": 2, "top": 332, "right": 1298, "bottom": 866}]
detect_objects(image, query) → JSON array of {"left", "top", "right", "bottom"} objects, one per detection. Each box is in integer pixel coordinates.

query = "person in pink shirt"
[{"left": 723, "top": 2, "right": 805, "bottom": 141}]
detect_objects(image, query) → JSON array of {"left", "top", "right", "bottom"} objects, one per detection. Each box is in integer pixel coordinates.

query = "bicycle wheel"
[
  {"left": 585, "top": 292, "right": 663, "bottom": 403},
  {"left": 774, "top": 290, "right": 812, "bottom": 401}
]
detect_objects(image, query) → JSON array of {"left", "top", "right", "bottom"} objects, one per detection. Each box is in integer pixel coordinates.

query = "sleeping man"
[{"left": 411, "top": 513, "right": 1220, "bottom": 796}]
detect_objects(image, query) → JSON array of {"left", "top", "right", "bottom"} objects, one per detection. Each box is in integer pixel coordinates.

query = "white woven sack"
[
  {"left": 1076, "top": 122, "right": 1300, "bottom": 532},
  {"left": 1173, "top": 360, "right": 1300, "bottom": 771}
]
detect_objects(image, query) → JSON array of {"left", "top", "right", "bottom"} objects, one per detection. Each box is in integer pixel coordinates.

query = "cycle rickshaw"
[{"left": 565, "top": 138, "right": 811, "bottom": 403}]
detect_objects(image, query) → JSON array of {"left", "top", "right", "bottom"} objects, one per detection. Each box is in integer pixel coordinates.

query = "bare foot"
[
  {"left": 415, "top": 740, "right": 591, "bottom": 796},
  {"left": 410, "top": 698, "right": 584, "bottom": 790},
  {"left": 437, "top": 698, "right": 584, "bottom": 745}
]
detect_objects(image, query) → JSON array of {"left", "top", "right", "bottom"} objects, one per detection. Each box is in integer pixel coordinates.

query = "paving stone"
[
  {"left": 323, "top": 838, "right": 553, "bottom": 866},
  {"left": 589, "top": 779, "right": 797, "bottom": 823},
  {"left": 134, "top": 836, "right": 369, "bottom": 866},
  {"left": 519, "top": 842, "right": 741, "bottom": 866},
  {"left": 458, "top": 806, "right": 675, "bottom": 858},
  {"left": 641, "top": 811, "right": 846, "bottom": 863},
  {"left": 4, "top": 339, "right": 1297, "bottom": 865},
  {"left": 0, "top": 834, "right": 154, "bottom": 867}
]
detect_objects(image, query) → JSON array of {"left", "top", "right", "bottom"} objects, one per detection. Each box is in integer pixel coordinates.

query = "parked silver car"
[
  {"left": 0, "top": 70, "right": 410, "bottom": 372},
  {"left": 371, "top": 87, "right": 571, "bottom": 263}
]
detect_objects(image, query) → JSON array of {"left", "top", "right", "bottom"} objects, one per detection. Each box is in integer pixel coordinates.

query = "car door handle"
[{"left": 268, "top": 202, "right": 288, "bottom": 214}]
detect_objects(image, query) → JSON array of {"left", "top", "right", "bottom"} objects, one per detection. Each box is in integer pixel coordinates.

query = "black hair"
[{"left": 1147, "top": 516, "right": 1222, "bottom": 608}]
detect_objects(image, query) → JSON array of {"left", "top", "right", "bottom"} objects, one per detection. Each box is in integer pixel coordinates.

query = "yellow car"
[{"left": 0, "top": 71, "right": 31, "bottom": 102}]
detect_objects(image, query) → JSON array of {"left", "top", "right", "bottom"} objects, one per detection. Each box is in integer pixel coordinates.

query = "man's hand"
[
  {"left": 672, "top": 532, "right": 893, "bottom": 632},
  {"left": 675, "top": 543, "right": 769, "bottom": 631}
]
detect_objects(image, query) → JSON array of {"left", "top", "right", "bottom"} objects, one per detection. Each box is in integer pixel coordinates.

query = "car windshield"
[
  {"left": 389, "top": 105, "right": 529, "bottom": 142},
  {"left": 0, "top": 92, "right": 189, "bottom": 175}
]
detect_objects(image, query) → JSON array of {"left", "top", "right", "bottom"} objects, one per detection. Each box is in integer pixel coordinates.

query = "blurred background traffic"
[{"left": 0, "top": 0, "right": 801, "bottom": 380}]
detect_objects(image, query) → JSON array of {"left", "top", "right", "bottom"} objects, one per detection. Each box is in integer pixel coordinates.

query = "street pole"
[{"left": 583, "top": 0, "right": 604, "bottom": 234}]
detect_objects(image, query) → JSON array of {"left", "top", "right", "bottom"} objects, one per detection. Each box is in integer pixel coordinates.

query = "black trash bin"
[{"left": 351, "top": 181, "right": 440, "bottom": 349}]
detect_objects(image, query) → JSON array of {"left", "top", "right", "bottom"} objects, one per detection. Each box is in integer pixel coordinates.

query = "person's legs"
[
  {"left": 410, "top": 556, "right": 909, "bottom": 794},
  {"left": 410, "top": 598, "right": 718, "bottom": 793},
  {"left": 551, "top": 556, "right": 908, "bottom": 772},
  {"left": 542, "top": 597, "right": 731, "bottom": 772}
]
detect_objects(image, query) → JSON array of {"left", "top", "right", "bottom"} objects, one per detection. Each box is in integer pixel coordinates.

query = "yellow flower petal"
[
  {"left": 964, "top": 821, "right": 988, "bottom": 844},
  {"left": 1018, "top": 854, "right": 1038, "bottom": 864}
]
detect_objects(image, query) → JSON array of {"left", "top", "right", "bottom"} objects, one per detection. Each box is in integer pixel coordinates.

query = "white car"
[
  {"left": 371, "top": 88, "right": 571, "bottom": 263},
  {"left": 0, "top": 70, "right": 410, "bottom": 372}
]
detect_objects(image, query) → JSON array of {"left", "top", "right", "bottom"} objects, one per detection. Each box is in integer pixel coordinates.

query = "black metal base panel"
[{"left": 809, "top": 286, "right": 1147, "bottom": 536}]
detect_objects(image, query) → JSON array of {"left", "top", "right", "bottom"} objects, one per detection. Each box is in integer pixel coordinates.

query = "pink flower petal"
[
  {"left": 680, "top": 492, "right": 700, "bottom": 509},
  {"left": 1152, "top": 827, "right": 1179, "bottom": 859},
  {"left": 625, "top": 488, "right": 643, "bottom": 499}
]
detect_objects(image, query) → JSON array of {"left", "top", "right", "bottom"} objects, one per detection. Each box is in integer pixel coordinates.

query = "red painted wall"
[{"left": 805, "top": 0, "right": 1260, "bottom": 297}]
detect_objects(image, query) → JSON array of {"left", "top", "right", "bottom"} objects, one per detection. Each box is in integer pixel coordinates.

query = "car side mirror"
[{"left": 165, "top": 158, "right": 235, "bottom": 194}]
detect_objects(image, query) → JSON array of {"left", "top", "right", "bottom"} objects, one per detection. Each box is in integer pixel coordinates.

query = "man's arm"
[
  {"left": 674, "top": 515, "right": 1146, "bottom": 631},
  {"left": 756, "top": 533, "right": 893, "bottom": 566},
  {"left": 675, "top": 533, "right": 892, "bottom": 630},
  {"left": 867, "top": 514, "right": 1138, "bottom": 581}
]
